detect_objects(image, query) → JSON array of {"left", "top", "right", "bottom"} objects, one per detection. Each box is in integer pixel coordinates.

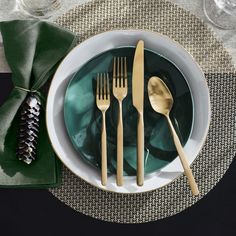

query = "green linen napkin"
[{"left": 0, "top": 20, "right": 77, "bottom": 187}]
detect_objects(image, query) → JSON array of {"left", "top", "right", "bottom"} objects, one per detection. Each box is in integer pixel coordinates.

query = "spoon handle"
[{"left": 166, "top": 115, "right": 199, "bottom": 196}]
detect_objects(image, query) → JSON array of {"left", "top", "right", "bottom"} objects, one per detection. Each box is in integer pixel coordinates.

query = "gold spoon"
[{"left": 148, "top": 76, "right": 199, "bottom": 196}]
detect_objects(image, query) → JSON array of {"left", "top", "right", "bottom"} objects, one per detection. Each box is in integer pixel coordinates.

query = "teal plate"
[{"left": 64, "top": 47, "right": 193, "bottom": 176}]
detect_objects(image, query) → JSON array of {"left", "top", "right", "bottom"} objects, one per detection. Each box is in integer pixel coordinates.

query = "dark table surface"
[{"left": 0, "top": 73, "right": 236, "bottom": 236}]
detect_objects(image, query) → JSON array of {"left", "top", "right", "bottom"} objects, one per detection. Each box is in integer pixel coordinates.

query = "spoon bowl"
[{"left": 148, "top": 76, "right": 173, "bottom": 116}]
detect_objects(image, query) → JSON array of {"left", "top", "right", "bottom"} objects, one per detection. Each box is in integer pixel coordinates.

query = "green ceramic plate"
[{"left": 64, "top": 47, "right": 193, "bottom": 176}]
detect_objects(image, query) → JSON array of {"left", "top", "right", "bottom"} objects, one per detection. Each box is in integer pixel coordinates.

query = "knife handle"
[{"left": 137, "top": 112, "right": 144, "bottom": 186}]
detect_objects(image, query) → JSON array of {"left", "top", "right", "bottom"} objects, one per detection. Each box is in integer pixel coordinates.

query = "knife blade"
[
  {"left": 132, "top": 40, "right": 144, "bottom": 186},
  {"left": 132, "top": 40, "right": 144, "bottom": 112}
]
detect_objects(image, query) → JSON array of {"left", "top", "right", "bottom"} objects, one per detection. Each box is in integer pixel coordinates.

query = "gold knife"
[{"left": 132, "top": 40, "right": 144, "bottom": 186}]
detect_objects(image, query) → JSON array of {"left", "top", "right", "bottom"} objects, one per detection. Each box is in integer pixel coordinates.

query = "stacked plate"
[{"left": 46, "top": 30, "right": 210, "bottom": 193}]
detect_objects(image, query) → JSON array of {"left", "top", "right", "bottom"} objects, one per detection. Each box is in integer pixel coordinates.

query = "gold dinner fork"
[
  {"left": 113, "top": 57, "right": 128, "bottom": 186},
  {"left": 96, "top": 73, "right": 110, "bottom": 186}
]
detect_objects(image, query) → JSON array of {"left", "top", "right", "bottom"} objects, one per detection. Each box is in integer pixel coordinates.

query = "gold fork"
[
  {"left": 96, "top": 73, "right": 110, "bottom": 186},
  {"left": 113, "top": 57, "right": 128, "bottom": 186}
]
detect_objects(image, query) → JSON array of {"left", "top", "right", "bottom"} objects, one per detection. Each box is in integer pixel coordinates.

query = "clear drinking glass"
[
  {"left": 0, "top": 0, "right": 18, "bottom": 21},
  {"left": 16, "top": 0, "right": 62, "bottom": 19},
  {"left": 203, "top": 0, "right": 236, "bottom": 29}
]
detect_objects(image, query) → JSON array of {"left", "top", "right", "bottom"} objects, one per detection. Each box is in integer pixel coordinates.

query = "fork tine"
[
  {"left": 113, "top": 57, "right": 116, "bottom": 87},
  {"left": 100, "top": 73, "right": 103, "bottom": 99},
  {"left": 103, "top": 73, "right": 107, "bottom": 99},
  {"left": 106, "top": 73, "right": 110, "bottom": 98},
  {"left": 113, "top": 57, "right": 116, "bottom": 78},
  {"left": 121, "top": 57, "right": 124, "bottom": 87},
  {"left": 124, "top": 57, "right": 127, "bottom": 88},
  {"left": 96, "top": 73, "right": 99, "bottom": 99},
  {"left": 117, "top": 57, "right": 120, "bottom": 87}
]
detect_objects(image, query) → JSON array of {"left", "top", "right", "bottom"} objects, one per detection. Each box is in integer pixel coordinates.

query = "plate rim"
[{"left": 46, "top": 29, "right": 211, "bottom": 194}]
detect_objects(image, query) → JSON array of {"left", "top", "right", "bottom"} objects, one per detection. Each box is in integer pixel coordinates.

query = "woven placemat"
[{"left": 49, "top": 0, "right": 236, "bottom": 223}]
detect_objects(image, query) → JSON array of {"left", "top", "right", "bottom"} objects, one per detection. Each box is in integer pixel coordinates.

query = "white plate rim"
[{"left": 46, "top": 29, "right": 211, "bottom": 194}]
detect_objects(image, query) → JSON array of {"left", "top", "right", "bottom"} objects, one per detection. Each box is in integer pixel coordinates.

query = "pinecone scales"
[{"left": 17, "top": 94, "right": 41, "bottom": 164}]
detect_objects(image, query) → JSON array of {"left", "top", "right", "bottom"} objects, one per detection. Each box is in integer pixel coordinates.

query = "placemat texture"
[{"left": 49, "top": 0, "right": 236, "bottom": 223}]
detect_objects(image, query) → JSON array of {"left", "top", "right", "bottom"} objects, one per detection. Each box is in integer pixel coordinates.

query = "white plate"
[{"left": 46, "top": 30, "right": 211, "bottom": 193}]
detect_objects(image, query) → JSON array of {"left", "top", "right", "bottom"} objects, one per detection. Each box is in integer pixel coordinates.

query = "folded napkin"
[{"left": 0, "top": 20, "right": 77, "bottom": 187}]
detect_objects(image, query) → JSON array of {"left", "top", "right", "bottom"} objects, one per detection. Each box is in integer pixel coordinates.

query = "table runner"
[{"left": 49, "top": 0, "right": 236, "bottom": 223}]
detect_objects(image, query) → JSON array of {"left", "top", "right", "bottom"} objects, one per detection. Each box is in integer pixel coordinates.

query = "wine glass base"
[
  {"left": 16, "top": 0, "right": 61, "bottom": 19},
  {"left": 203, "top": 0, "right": 236, "bottom": 30}
]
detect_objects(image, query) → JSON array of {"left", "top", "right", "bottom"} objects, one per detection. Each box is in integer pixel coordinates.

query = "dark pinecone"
[{"left": 17, "top": 94, "right": 41, "bottom": 164}]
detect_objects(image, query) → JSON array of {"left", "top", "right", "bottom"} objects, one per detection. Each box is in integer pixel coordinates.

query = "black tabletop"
[{"left": 0, "top": 73, "right": 236, "bottom": 235}]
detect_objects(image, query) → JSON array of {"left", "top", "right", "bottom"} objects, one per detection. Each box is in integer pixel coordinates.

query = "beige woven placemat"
[{"left": 49, "top": 0, "right": 236, "bottom": 223}]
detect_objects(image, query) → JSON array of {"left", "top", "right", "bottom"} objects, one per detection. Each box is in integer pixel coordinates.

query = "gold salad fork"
[
  {"left": 96, "top": 73, "right": 110, "bottom": 186},
  {"left": 113, "top": 57, "right": 128, "bottom": 186}
]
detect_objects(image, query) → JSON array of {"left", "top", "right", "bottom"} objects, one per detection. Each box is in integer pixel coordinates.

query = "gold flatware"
[
  {"left": 148, "top": 76, "right": 199, "bottom": 196},
  {"left": 113, "top": 57, "right": 128, "bottom": 186},
  {"left": 96, "top": 73, "right": 110, "bottom": 186},
  {"left": 132, "top": 40, "right": 144, "bottom": 186}
]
